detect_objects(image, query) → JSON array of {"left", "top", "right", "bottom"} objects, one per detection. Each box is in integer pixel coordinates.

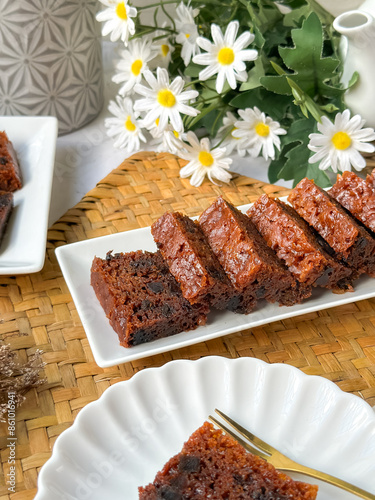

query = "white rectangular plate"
[
  {"left": 55, "top": 202, "right": 375, "bottom": 368},
  {"left": 0, "top": 116, "right": 58, "bottom": 274}
]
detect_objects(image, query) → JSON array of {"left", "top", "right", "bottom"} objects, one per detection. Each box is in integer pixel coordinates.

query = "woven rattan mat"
[{"left": 1, "top": 151, "right": 375, "bottom": 499}]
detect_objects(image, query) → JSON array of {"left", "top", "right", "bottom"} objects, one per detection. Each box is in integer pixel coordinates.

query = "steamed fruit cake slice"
[
  {"left": 199, "top": 196, "right": 305, "bottom": 310},
  {"left": 288, "top": 178, "right": 375, "bottom": 278},
  {"left": 151, "top": 211, "right": 242, "bottom": 311},
  {"left": 0, "top": 191, "right": 13, "bottom": 247},
  {"left": 0, "top": 131, "right": 22, "bottom": 192},
  {"left": 138, "top": 421, "right": 318, "bottom": 499},
  {"left": 329, "top": 171, "right": 375, "bottom": 233},
  {"left": 248, "top": 194, "right": 353, "bottom": 293},
  {"left": 90, "top": 251, "right": 208, "bottom": 347}
]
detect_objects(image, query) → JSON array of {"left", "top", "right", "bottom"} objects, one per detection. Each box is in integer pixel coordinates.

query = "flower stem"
[{"left": 137, "top": 0, "right": 179, "bottom": 10}]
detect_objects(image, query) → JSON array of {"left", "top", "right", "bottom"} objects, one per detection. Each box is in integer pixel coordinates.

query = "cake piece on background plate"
[
  {"left": 0, "top": 131, "right": 22, "bottom": 192},
  {"left": 0, "top": 191, "right": 13, "bottom": 247}
]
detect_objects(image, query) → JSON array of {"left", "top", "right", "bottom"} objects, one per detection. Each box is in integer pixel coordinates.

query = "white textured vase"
[
  {"left": 0, "top": 0, "right": 104, "bottom": 135},
  {"left": 333, "top": 9, "right": 375, "bottom": 127}
]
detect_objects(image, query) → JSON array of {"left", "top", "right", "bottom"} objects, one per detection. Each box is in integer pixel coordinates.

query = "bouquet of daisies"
[{"left": 97, "top": 0, "right": 375, "bottom": 187}]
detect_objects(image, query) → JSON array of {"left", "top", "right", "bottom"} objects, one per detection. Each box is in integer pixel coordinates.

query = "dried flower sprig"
[{"left": 0, "top": 344, "right": 45, "bottom": 422}]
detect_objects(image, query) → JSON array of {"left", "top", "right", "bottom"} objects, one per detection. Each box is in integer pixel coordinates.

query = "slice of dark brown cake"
[
  {"left": 139, "top": 421, "right": 318, "bottom": 500},
  {"left": 329, "top": 171, "right": 375, "bottom": 233},
  {"left": 288, "top": 178, "right": 375, "bottom": 278},
  {"left": 248, "top": 194, "right": 352, "bottom": 293},
  {"left": 151, "top": 211, "right": 241, "bottom": 311},
  {"left": 0, "top": 131, "right": 22, "bottom": 192},
  {"left": 0, "top": 190, "right": 13, "bottom": 247},
  {"left": 199, "top": 196, "right": 305, "bottom": 310},
  {"left": 91, "top": 250, "right": 208, "bottom": 347}
]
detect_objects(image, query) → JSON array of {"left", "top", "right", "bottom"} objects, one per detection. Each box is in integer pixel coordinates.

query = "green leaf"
[
  {"left": 239, "top": 58, "right": 265, "bottom": 91},
  {"left": 184, "top": 63, "right": 201, "bottom": 78},
  {"left": 260, "top": 74, "right": 292, "bottom": 96},
  {"left": 275, "top": 115, "right": 332, "bottom": 187},
  {"left": 348, "top": 71, "right": 359, "bottom": 88},
  {"left": 278, "top": 12, "right": 341, "bottom": 98},
  {"left": 229, "top": 88, "right": 292, "bottom": 122},
  {"left": 305, "top": 162, "right": 332, "bottom": 187}
]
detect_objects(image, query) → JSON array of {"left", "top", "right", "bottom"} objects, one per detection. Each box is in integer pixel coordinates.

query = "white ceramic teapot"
[{"left": 333, "top": 3, "right": 375, "bottom": 127}]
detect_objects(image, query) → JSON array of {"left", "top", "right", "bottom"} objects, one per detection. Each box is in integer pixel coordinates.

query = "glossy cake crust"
[
  {"left": 288, "top": 178, "right": 375, "bottom": 278},
  {"left": 199, "top": 196, "right": 304, "bottom": 309},
  {"left": 139, "top": 421, "right": 318, "bottom": 500},
  {"left": 151, "top": 211, "right": 240, "bottom": 310},
  {"left": 248, "top": 195, "right": 352, "bottom": 292},
  {"left": 329, "top": 171, "right": 375, "bottom": 233}
]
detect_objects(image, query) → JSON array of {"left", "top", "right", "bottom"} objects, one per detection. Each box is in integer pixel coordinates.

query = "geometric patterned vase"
[{"left": 0, "top": 0, "right": 104, "bottom": 135}]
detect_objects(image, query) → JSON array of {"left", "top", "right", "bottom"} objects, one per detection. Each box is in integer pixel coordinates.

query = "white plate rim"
[
  {"left": 0, "top": 116, "right": 57, "bottom": 274},
  {"left": 55, "top": 201, "right": 375, "bottom": 367},
  {"left": 35, "top": 356, "right": 375, "bottom": 499}
]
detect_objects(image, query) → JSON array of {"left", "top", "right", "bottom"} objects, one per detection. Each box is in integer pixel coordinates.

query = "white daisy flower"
[
  {"left": 134, "top": 67, "right": 199, "bottom": 133},
  {"left": 232, "top": 107, "right": 286, "bottom": 160},
  {"left": 105, "top": 96, "right": 146, "bottom": 152},
  {"left": 192, "top": 20, "right": 257, "bottom": 94},
  {"left": 149, "top": 34, "right": 174, "bottom": 69},
  {"left": 216, "top": 111, "right": 247, "bottom": 156},
  {"left": 112, "top": 39, "right": 155, "bottom": 96},
  {"left": 308, "top": 109, "right": 375, "bottom": 173},
  {"left": 179, "top": 131, "right": 232, "bottom": 187},
  {"left": 150, "top": 122, "right": 185, "bottom": 154},
  {"left": 96, "top": 1, "right": 137, "bottom": 44},
  {"left": 175, "top": 2, "right": 200, "bottom": 66}
]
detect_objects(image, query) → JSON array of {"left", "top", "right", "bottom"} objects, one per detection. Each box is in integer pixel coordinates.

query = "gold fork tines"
[{"left": 209, "top": 409, "right": 375, "bottom": 500}]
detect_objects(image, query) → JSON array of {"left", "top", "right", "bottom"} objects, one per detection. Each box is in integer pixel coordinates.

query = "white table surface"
[{"left": 49, "top": 40, "right": 291, "bottom": 226}]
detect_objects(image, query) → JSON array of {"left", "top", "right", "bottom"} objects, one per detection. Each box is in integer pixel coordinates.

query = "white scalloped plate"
[
  {"left": 36, "top": 356, "right": 375, "bottom": 499},
  {"left": 55, "top": 202, "right": 375, "bottom": 368}
]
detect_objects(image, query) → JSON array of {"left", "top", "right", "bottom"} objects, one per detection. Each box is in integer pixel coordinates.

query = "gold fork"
[{"left": 209, "top": 409, "right": 375, "bottom": 500}]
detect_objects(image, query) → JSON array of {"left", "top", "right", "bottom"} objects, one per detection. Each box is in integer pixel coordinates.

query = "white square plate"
[
  {"left": 0, "top": 116, "right": 58, "bottom": 274},
  {"left": 55, "top": 203, "right": 375, "bottom": 368}
]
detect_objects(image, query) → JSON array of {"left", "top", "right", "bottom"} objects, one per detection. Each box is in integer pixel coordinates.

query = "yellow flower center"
[
  {"left": 185, "top": 33, "right": 190, "bottom": 39},
  {"left": 173, "top": 130, "right": 179, "bottom": 138},
  {"left": 116, "top": 2, "right": 128, "bottom": 20},
  {"left": 198, "top": 151, "right": 214, "bottom": 167},
  {"left": 217, "top": 47, "right": 235, "bottom": 65},
  {"left": 255, "top": 122, "right": 270, "bottom": 137},
  {"left": 231, "top": 126, "right": 239, "bottom": 140},
  {"left": 332, "top": 131, "right": 351, "bottom": 150},
  {"left": 161, "top": 44, "right": 169, "bottom": 57},
  {"left": 131, "top": 59, "right": 143, "bottom": 76},
  {"left": 157, "top": 89, "right": 176, "bottom": 108},
  {"left": 125, "top": 115, "right": 136, "bottom": 132},
  {"left": 155, "top": 118, "right": 160, "bottom": 126}
]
